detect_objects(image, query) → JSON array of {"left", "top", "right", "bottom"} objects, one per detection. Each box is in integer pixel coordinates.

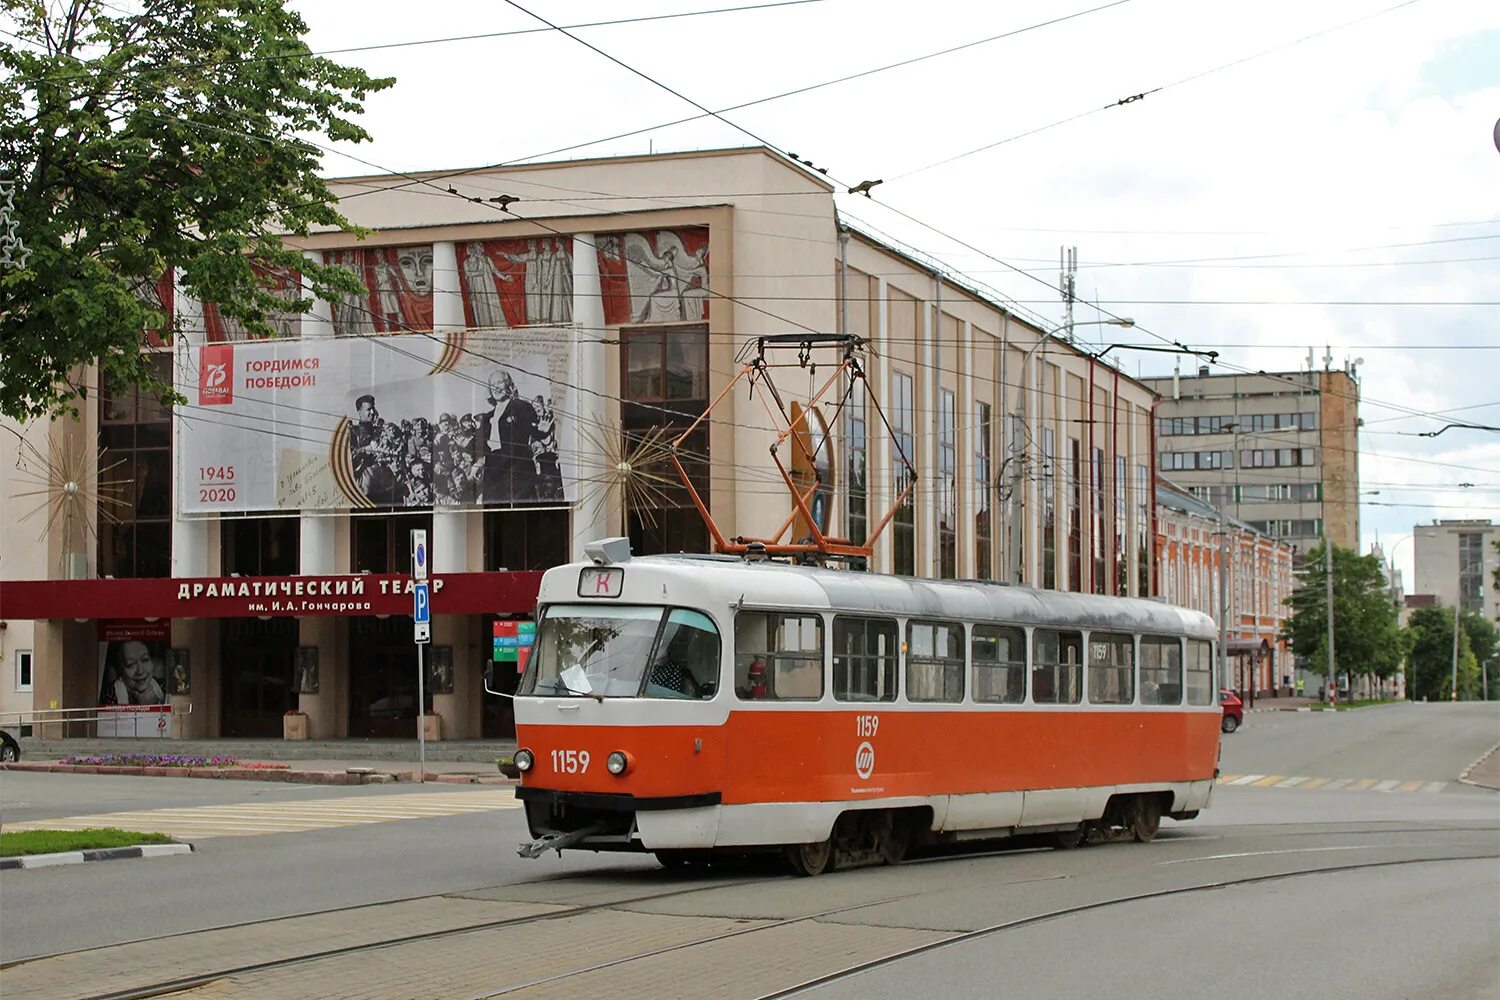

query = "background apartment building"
[
  {"left": 1413, "top": 519, "right": 1499, "bottom": 624},
  {"left": 1142, "top": 364, "right": 1361, "bottom": 557}
]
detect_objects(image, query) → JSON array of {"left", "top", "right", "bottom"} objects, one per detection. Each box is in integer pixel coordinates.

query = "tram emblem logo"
[{"left": 854, "top": 741, "right": 876, "bottom": 780}]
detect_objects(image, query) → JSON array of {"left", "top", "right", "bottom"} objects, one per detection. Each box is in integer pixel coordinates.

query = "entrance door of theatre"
[
  {"left": 349, "top": 617, "right": 425, "bottom": 738},
  {"left": 220, "top": 618, "right": 297, "bottom": 737}
]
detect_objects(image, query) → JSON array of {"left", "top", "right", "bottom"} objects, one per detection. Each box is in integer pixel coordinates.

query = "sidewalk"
[{"left": 6, "top": 737, "right": 519, "bottom": 786}]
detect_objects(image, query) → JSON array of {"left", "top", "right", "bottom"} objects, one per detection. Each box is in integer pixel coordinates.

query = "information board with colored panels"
[{"left": 494, "top": 620, "right": 536, "bottom": 672}]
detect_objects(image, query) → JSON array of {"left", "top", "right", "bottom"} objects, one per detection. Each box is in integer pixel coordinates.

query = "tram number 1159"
[
  {"left": 551, "top": 749, "right": 591, "bottom": 774},
  {"left": 856, "top": 715, "right": 879, "bottom": 737}
]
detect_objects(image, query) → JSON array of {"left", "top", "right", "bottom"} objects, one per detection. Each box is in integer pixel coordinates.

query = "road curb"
[
  {"left": 0, "top": 843, "right": 193, "bottom": 871},
  {"left": 1457, "top": 742, "right": 1500, "bottom": 791},
  {"left": 0, "top": 762, "right": 516, "bottom": 787}
]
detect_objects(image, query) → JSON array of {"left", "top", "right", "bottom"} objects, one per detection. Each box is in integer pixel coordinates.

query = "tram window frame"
[
  {"left": 1140, "top": 636, "right": 1184, "bottom": 705},
  {"left": 1032, "top": 629, "right": 1083, "bottom": 704},
  {"left": 972, "top": 624, "right": 1026, "bottom": 704},
  {"left": 833, "top": 616, "right": 898, "bottom": 703},
  {"left": 1186, "top": 639, "right": 1214, "bottom": 705},
  {"left": 906, "top": 620, "right": 964, "bottom": 703},
  {"left": 1087, "top": 632, "right": 1135, "bottom": 705},
  {"left": 733, "top": 611, "right": 824, "bottom": 701}
]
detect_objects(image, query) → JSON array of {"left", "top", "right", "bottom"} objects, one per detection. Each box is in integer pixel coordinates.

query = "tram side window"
[
  {"left": 1032, "top": 629, "right": 1082, "bottom": 704},
  {"left": 1186, "top": 639, "right": 1214, "bottom": 705},
  {"left": 734, "top": 612, "right": 823, "bottom": 700},
  {"left": 1140, "top": 636, "right": 1183, "bottom": 705},
  {"left": 1088, "top": 633, "right": 1134, "bottom": 704},
  {"left": 907, "top": 620, "right": 964, "bottom": 703},
  {"left": 972, "top": 625, "right": 1025, "bottom": 703},
  {"left": 833, "top": 616, "right": 898, "bottom": 702},
  {"left": 644, "top": 609, "right": 722, "bottom": 700}
]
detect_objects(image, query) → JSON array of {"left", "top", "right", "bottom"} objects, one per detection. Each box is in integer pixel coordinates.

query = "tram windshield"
[{"left": 520, "top": 604, "right": 721, "bottom": 699}]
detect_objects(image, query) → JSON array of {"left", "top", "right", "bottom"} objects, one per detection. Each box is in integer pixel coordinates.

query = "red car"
[{"left": 1219, "top": 690, "right": 1244, "bottom": 733}]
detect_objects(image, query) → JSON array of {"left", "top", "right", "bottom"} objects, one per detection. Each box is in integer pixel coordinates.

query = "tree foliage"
[
  {"left": 0, "top": 0, "right": 392, "bottom": 420},
  {"left": 1280, "top": 542, "right": 1404, "bottom": 685},
  {"left": 1404, "top": 605, "right": 1490, "bottom": 701}
]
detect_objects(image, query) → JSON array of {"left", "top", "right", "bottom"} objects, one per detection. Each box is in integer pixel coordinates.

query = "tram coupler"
[{"left": 517, "top": 824, "right": 603, "bottom": 859}]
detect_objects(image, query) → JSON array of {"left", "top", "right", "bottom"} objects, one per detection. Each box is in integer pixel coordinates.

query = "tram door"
[
  {"left": 349, "top": 617, "right": 426, "bottom": 738},
  {"left": 220, "top": 618, "right": 298, "bottom": 737}
]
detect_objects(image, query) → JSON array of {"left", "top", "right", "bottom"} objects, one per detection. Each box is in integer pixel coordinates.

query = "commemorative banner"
[{"left": 179, "top": 329, "right": 576, "bottom": 513}]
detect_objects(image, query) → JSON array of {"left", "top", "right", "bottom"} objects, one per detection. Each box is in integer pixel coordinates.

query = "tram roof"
[{"left": 554, "top": 554, "right": 1217, "bottom": 639}]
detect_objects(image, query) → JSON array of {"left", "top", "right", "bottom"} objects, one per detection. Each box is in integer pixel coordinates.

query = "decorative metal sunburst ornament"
[
  {"left": 574, "top": 419, "right": 679, "bottom": 533},
  {"left": 7, "top": 430, "right": 132, "bottom": 569}
]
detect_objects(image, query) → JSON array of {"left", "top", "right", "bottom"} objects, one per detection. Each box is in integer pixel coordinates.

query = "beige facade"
[
  {"left": 1142, "top": 366, "right": 1360, "bottom": 556},
  {"left": 1413, "top": 519, "right": 1499, "bottom": 624},
  {"left": 1, "top": 147, "right": 1160, "bottom": 739}
]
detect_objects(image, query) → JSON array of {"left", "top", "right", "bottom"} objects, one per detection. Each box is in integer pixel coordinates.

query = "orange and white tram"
[{"left": 509, "top": 539, "right": 1221, "bottom": 875}]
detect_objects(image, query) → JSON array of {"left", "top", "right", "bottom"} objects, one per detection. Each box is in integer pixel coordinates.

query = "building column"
[
  {"left": 919, "top": 298, "right": 937, "bottom": 577},
  {"left": 957, "top": 321, "right": 974, "bottom": 579},
  {"left": 571, "top": 232, "right": 608, "bottom": 559}
]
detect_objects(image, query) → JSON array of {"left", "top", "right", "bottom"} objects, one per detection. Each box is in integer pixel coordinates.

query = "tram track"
[{"left": 11, "top": 826, "right": 1495, "bottom": 1000}]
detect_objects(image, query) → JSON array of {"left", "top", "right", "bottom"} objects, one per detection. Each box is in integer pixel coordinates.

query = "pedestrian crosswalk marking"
[
  {"left": 1215, "top": 775, "right": 1450, "bottom": 794},
  {"left": 1, "top": 789, "right": 522, "bottom": 840}
]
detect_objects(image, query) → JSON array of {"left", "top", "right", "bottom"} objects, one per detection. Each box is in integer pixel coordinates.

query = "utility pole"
[
  {"left": 1450, "top": 602, "right": 1460, "bottom": 701},
  {"left": 1324, "top": 539, "right": 1336, "bottom": 705}
]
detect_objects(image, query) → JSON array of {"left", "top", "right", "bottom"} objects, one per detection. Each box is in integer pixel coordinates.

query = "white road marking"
[{"left": 1158, "top": 846, "right": 1379, "bottom": 865}]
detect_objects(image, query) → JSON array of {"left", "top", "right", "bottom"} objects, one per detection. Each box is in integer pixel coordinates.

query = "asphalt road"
[{"left": 1, "top": 702, "right": 1496, "bottom": 998}]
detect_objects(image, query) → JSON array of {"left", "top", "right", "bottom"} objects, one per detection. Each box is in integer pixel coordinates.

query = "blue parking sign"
[{"left": 413, "top": 582, "right": 430, "bottom": 624}]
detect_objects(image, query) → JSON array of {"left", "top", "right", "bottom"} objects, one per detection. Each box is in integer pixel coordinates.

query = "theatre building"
[{"left": 0, "top": 147, "right": 1160, "bottom": 741}]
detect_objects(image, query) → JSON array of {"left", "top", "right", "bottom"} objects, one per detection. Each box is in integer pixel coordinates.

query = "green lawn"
[{"left": 1, "top": 828, "right": 175, "bottom": 857}]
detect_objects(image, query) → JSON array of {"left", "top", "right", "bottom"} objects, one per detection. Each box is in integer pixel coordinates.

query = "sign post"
[{"left": 411, "top": 530, "right": 430, "bottom": 782}]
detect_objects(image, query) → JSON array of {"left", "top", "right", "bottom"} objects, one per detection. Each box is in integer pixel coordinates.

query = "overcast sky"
[{"left": 295, "top": 0, "right": 1498, "bottom": 587}]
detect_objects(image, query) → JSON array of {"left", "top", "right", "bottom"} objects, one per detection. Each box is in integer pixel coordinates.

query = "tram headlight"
[
  {"left": 606, "top": 751, "right": 630, "bottom": 776},
  {"left": 514, "top": 749, "right": 534, "bottom": 773}
]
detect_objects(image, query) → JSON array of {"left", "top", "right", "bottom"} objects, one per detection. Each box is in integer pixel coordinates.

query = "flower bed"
[{"left": 58, "top": 754, "right": 290, "bottom": 770}]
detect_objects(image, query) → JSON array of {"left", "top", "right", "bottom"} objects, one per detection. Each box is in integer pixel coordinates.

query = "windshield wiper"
[{"left": 546, "top": 678, "right": 604, "bottom": 703}]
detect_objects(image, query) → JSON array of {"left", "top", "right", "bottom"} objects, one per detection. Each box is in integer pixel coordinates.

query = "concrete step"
[{"left": 14, "top": 737, "right": 517, "bottom": 764}]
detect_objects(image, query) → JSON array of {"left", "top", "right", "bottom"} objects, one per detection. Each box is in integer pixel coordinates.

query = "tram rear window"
[
  {"left": 972, "top": 625, "right": 1025, "bottom": 703},
  {"left": 1140, "top": 636, "right": 1183, "bottom": 705},
  {"left": 1032, "top": 629, "right": 1082, "bottom": 704},
  {"left": 1088, "top": 633, "right": 1134, "bottom": 705},
  {"left": 1186, "top": 640, "right": 1214, "bottom": 705},
  {"left": 833, "top": 616, "right": 898, "bottom": 703},
  {"left": 907, "top": 621, "right": 964, "bottom": 703},
  {"left": 734, "top": 612, "right": 823, "bottom": 700}
]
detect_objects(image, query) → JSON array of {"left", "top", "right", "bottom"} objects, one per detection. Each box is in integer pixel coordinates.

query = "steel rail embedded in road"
[{"left": 755, "top": 854, "right": 1499, "bottom": 999}]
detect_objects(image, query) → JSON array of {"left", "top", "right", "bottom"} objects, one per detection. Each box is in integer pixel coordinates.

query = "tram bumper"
[{"left": 515, "top": 787, "right": 723, "bottom": 855}]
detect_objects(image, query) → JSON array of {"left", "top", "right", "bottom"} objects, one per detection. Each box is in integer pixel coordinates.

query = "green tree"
[
  {"left": 1280, "top": 542, "right": 1404, "bottom": 694},
  {"left": 0, "top": 0, "right": 392, "bottom": 420},
  {"left": 1405, "top": 605, "right": 1492, "bottom": 701}
]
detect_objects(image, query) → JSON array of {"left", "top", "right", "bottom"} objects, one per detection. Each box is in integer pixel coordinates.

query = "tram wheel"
[
  {"left": 785, "top": 839, "right": 833, "bottom": 877},
  {"left": 1052, "top": 824, "right": 1085, "bottom": 849},
  {"left": 878, "top": 819, "right": 911, "bottom": 865},
  {"left": 1129, "top": 798, "right": 1162, "bottom": 843}
]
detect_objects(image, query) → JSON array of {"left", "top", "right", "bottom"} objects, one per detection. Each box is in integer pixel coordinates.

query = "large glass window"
[
  {"left": 1032, "top": 629, "right": 1082, "bottom": 704},
  {"left": 1088, "top": 632, "right": 1134, "bottom": 704},
  {"left": 621, "top": 324, "right": 710, "bottom": 556},
  {"left": 1068, "top": 438, "right": 1082, "bottom": 591},
  {"left": 972, "top": 625, "right": 1025, "bottom": 703},
  {"left": 1140, "top": 636, "right": 1183, "bottom": 705},
  {"left": 892, "top": 372, "right": 915, "bottom": 575},
  {"left": 1186, "top": 639, "right": 1214, "bottom": 704},
  {"left": 484, "top": 509, "right": 570, "bottom": 570},
  {"left": 937, "top": 390, "right": 957, "bottom": 579},
  {"left": 350, "top": 513, "right": 433, "bottom": 574},
  {"left": 521, "top": 604, "right": 720, "bottom": 700},
  {"left": 845, "top": 386, "right": 868, "bottom": 547},
  {"left": 98, "top": 353, "right": 172, "bottom": 578},
  {"left": 1091, "top": 447, "right": 1106, "bottom": 594},
  {"left": 734, "top": 612, "right": 823, "bottom": 700},
  {"left": 833, "top": 616, "right": 897, "bottom": 702},
  {"left": 1042, "top": 427, "right": 1056, "bottom": 589},
  {"left": 975, "top": 402, "right": 992, "bottom": 579},
  {"left": 907, "top": 620, "right": 964, "bottom": 703},
  {"left": 221, "top": 517, "right": 299, "bottom": 576}
]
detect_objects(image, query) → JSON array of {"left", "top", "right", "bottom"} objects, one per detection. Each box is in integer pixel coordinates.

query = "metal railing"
[{"left": 0, "top": 703, "right": 194, "bottom": 740}]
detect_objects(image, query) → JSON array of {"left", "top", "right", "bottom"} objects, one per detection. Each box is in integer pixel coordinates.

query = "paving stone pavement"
[
  {"left": 0, "top": 788, "right": 522, "bottom": 839},
  {"left": 1215, "top": 774, "right": 1452, "bottom": 792}
]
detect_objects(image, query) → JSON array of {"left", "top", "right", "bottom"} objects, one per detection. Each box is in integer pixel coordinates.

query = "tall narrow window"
[
  {"left": 1114, "top": 454, "right": 1127, "bottom": 595},
  {"left": 621, "top": 325, "right": 709, "bottom": 555},
  {"left": 15, "top": 650, "right": 33, "bottom": 693},
  {"left": 892, "top": 372, "right": 915, "bottom": 575},
  {"left": 974, "top": 402, "right": 992, "bottom": 579},
  {"left": 845, "top": 383, "right": 868, "bottom": 547},
  {"left": 1033, "top": 629, "right": 1083, "bottom": 704},
  {"left": 937, "top": 389, "right": 956, "bottom": 579},
  {"left": 833, "top": 616, "right": 898, "bottom": 702},
  {"left": 1136, "top": 464, "right": 1150, "bottom": 596},
  {"left": 1042, "top": 427, "right": 1056, "bottom": 589},
  {"left": 1067, "top": 438, "right": 1082, "bottom": 592},
  {"left": 1092, "top": 447, "right": 1106, "bottom": 594},
  {"left": 99, "top": 353, "right": 173, "bottom": 578}
]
